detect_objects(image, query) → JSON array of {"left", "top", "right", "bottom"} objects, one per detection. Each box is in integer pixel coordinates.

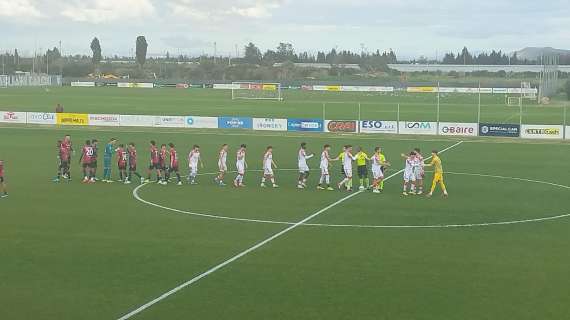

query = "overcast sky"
[{"left": 1, "top": 0, "right": 569, "bottom": 59}]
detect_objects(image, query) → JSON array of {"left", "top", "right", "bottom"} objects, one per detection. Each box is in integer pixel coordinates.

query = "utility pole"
[{"left": 213, "top": 42, "right": 217, "bottom": 64}]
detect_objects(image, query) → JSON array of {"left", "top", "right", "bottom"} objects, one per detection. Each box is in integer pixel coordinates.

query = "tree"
[
  {"left": 90, "top": 37, "right": 102, "bottom": 65},
  {"left": 135, "top": 36, "right": 148, "bottom": 68},
  {"left": 244, "top": 42, "right": 261, "bottom": 64},
  {"left": 276, "top": 42, "right": 294, "bottom": 61}
]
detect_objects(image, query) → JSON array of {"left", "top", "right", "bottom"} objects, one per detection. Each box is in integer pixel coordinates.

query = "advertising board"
[
  {"left": 398, "top": 121, "right": 437, "bottom": 135},
  {"left": 252, "top": 118, "right": 287, "bottom": 131}
]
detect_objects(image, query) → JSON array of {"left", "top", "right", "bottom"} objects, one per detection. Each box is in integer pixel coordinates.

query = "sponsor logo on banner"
[
  {"left": 218, "top": 117, "right": 253, "bottom": 129},
  {"left": 479, "top": 123, "right": 520, "bottom": 137},
  {"left": 176, "top": 83, "right": 189, "bottom": 89},
  {"left": 521, "top": 125, "right": 563, "bottom": 139},
  {"left": 0, "top": 111, "right": 27, "bottom": 123},
  {"left": 117, "top": 82, "right": 154, "bottom": 88},
  {"left": 56, "top": 113, "right": 89, "bottom": 126},
  {"left": 301, "top": 85, "right": 313, "bottom": 90},
  {"left": 213, "top": 84, "right": 239, "bottom": 90},
  {"left": 398, "top": 121, "right": 437, "bottom": 135},
  {"left": 360, "top": 120, "right": 398, "bottom": 134},
  {"left": 325, "top": 120, "right": 358, "bottom": 133},
  {"left": 185, "top": 116, "right": 218, "bottom": 129},
  {"left": 287, "top": 119, "right": 324, "bottom": 132},
  {"left": 27, "top": 112, "right": 56, "bottom": 124},
  {"left": 154, "top": 116, "right": 186, "bottom": 128},
  {"left": 407, "top": 87, "right": 437, "bottom": 93},
  {"left": 71, "top": 81, "right": 95, "bottom": 87},
  {"left": 88, "top": 114, "right": 120, "bottom": 127},
  {"left": 119, "top": 115, "right": 155, "bottom": 127},
  {"left": 325, "top": 85, "right": 341, "bottom": 91},
  {"left": 253, "top": 118, "right": 287, "bottom": 131},
  {"left": 439, "top": 122, "right": 478, "bottom": 136}
]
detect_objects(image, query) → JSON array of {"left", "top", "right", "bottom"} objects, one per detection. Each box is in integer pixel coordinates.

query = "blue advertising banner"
[
  {"left": 287, "top": 118, "right": 324, "bottom": 132},
  {"left": 218, "top": 117, "right": 253, "bottom": 129},
  {"left": 479, "top": 123, "right": 520, "bottom": 137}
]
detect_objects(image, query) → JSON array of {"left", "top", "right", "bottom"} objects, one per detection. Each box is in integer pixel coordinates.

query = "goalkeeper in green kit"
[{"left": 102, "top": 138, "right": 117, "bottom": 182}]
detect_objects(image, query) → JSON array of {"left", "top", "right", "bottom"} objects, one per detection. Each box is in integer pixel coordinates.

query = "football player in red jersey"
[
  {"left": 79, "top": 140, "right": 95, "bottom": 183},
  {"left": 116, "top": 144, "right": 128, "bottom": 182},
  {"left": 158, "top": 144, "right": 168, "bottom": 185},
  {"left": 126, "top": 143, "right": 143, "bottom": 184},
  {"left": 57, "top": 140, "right": 71, "bottom": 182},
  {"left": 147, "top": 140, "right": 161, "bottom": 183},
  {"left": 62, "top": 135, "right": 73, "bottom": 180},
  {"left": 0, "top": 160, "right": 7, "bottom": 198},
  {"left": 167, "top": 143, "right": 182, "bottom": 185}
]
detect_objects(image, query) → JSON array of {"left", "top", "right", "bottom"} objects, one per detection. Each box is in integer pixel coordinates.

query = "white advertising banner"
[
  {"left": 119, "top": 115, "right": 155, "bottom": 127},
  {"left": 340, "top": 86, "right": 394, "bottom": 92},
  {"left": 521, "top": 125, "right": 563, "bottom": 140},
  {"left": 493, "top": 88, "right": 508, "bottom": 94},
  {"left": 566, "top": 127, "right": 570, "bottom": 140},
  {"left": 252, "top": 118, "right": 287, "bottom": 131},
  {"left": 27, "top": 112, "right": 56, "bottom": 124},
  {"left": 88, "top": 114, "right": 120, "bottom": 127},
  {"left": 71, "top": 81, "right": 95, "bottom": 87},
  {"left": 0, "top": 111, "right": 27, "bottom": 124},
  {"left": 154, "top": 116, "right": 186, "bottom": 128},
  {"left": 359, "top": 120, "right": 398, "bottom": 134},
  {"left": 439, "top": 122, "right": 478, "bottom": 136},
  {"left": 398, "top": 121, "right": 437, "bottom": 135},
  {"left": 185, "top": 116, "right": 218, "bottom": 129},
  {"left": 117, "top": 82, "right": 154, "bottom": 88},
  {"left": 213, "top": 83, "right": 239, "bottom": 89},
  {"left": 480, "top": 88, "right": 493, "bottom": 94}
]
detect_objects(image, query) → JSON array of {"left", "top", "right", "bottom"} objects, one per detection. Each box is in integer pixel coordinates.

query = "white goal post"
[
  {"left": 231, "top": 82, "right": 283, "bottom": 101},
  {"left": 506, "top": 96, "right": 522, "bottom": 106},
  {"left": 0, "top": 75, "right": 7, "bottom": 88}
]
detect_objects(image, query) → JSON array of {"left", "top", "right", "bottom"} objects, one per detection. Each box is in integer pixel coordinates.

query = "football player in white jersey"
[
  {"left": 297, "top": 142, "right": 314, "bottom": 189},
  {"left": 188, "top": 145, "right": 204, "bottom": 185},
  {"left": 234, "top": 144, "right": 247, "bottom": 187},
  {"left": 261, "top": 146, "right": 279, "bottom": 188},
  {"left": 371, "top": 147, "right": 390, "bottom": 193},
  {"left": 317, "top": 144, "right": 334, "bottom": 191},
  {"left": 214, "top": 144, "right": 228, "bottom": 186},
  {"left": 401, "top": 151, "right": 418, "bottom": 195},
  {"left": 413, "top": 148, "right": 424, "bottom": 195},
  {"left": 337, "top": 145, "right": 357, "bottom": 191}
]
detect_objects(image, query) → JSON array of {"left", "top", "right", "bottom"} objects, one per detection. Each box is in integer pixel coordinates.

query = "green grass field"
[
  {"left": 0, "top": 87, "right": 569, "bottom": 319},
  {"left": 1, "top": 86, "right": 570, "bottom": 124}
]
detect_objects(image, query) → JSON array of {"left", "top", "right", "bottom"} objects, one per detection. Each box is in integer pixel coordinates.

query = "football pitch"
[{"left": 0, "top": 87, "right": 570, "bottom": 319}]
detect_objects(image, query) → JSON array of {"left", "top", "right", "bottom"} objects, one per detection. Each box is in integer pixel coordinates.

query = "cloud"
[
  {"left": 0, "top": 0, "right": 42, "bottom": 18},
  {"left": 61, "top": 0, "right": 155, "bottom": 23},
  {"left": 168, "top": 0, "right": 283, "bottom": 21},
  {"left": 161, "top": 35, "right": 210, "bottom": 49}
]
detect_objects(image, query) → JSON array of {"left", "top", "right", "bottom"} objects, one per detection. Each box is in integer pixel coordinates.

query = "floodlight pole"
[
  {"left": 436, "top": 81, "right": 440, "bottom": 133},
  {"left": 477, "top": 81, "right": 481, "bottom": 124},
  {"left": 322, "top": 103, "right": 326, "bottom": 122},
  {"left": 519, "top": 82, "right": 523, "bottom": 126},
  {"left": 563, "top": 106, "right": 567, "bottom": 138},
  {"left": 358, "top": 102, "right": 361, "bottom": 123},
  {"left": 397, "top": 103, "right": 400, "bottom": 134}
]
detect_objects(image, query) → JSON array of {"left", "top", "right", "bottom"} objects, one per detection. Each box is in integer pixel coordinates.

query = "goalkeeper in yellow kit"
[{"left": 424, "top": 150, "right": 448, "bottom": 197}]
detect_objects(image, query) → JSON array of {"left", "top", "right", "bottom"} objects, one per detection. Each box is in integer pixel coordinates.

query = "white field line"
[
  {"left": 133, "top": 170, "right": 570, "bottom": 229},
  {"left": 115, "top": 140, "right": 463, "bottom": 320}
]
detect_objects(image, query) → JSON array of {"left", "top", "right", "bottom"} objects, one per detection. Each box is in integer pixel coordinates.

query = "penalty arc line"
[{"left": 116, "top": 140, "right": 464, "bottom": 320}]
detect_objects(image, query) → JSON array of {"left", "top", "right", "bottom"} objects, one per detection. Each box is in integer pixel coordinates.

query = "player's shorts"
[
  {"left": 344, "top": 167, "right": 353, "bottom": 178},
  {"left": 299, "top": 165, "right": 309, "bottom": 174},
  {"left": 320, "top": 166, "right": 329, "bottom": 176},
  {"left": 372, "top": 166, "right": 384, "bottom": 179},
  {"left": 357, "top": 165, "right": 367, "bottom": 178},
  {"left": 433, "top": 172, "right": 444, "bottom": 183},
  {"left": 149, "top": 163, "right": 160, "bottom": 170},
  {"left": 236, "top": 162, "right": 245, "bottom": 175},
  {"left": 264, "top": 167, "right": 274, "bottom": 176},
  {"left": 169, "top": 165, "right": 179, "bottom": 172},
  {"left": 129, "top": 165, "right": 137, "bottom": 171},
  {"left": 104, "top": 158, "right": 112, "bottom": 169},
  {"left": 404, "top": 170, "right": 416, "bottom": 182},
  {"left": 341, "top": 166, "right": 346, "bottom": 176},
  {"left": 118, "top": 163, "right": 127, "bottom": 170},
  {"left": 90, "top": 160, "right": 97, "bottom": 169},
  {"left": 82, "top": 162, "right": 91, "bottom": 169},
  {"left": 189, "top": 165, "right": 198, "bottom": 175},
  {"left": 218, "top": 162, "right": 227, "bottom": 172},
  {"left": 0, "top": 176, "right": 4, "bottom": 183},
  {"left": 60, "top": 160, "right": 70, "bottom": 168}
]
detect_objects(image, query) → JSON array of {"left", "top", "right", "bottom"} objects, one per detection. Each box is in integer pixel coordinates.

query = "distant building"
[
  {"left": 388, "top": 64, "right": 570, "bottom": 73},
  {"left": 273, "top": 62, "right": 361, "bottom": 70}
]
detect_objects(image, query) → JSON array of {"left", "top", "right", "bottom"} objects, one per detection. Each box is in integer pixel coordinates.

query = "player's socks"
[
  {"left": 359, "top": 178, "right": 363, "bottom": 187},
  {"left": 364, "top": 178, "right": 370, "bottom": 188}
]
